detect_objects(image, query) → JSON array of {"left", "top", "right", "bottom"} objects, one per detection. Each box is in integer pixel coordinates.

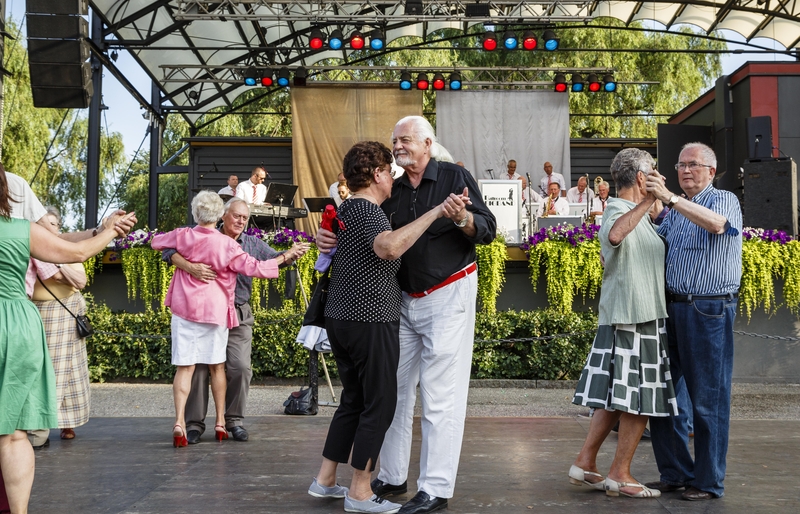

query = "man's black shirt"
[{"left": 381, "top": 158, "right": 496, "bottom": 293}]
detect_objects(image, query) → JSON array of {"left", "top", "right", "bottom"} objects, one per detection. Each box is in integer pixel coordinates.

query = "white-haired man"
[{"left": 317, "top": 116, "right": 496, "bottom": 513}]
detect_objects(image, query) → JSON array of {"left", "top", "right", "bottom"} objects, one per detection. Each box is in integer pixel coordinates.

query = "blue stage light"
[
  {"left": 503, "top": 31, "right": 517, "bottom": 50},
  {"left": 603, "top": 74, "right": 617, "bottom": 92},
  {"left": 243, "top": 67, "right": 257, "bottom": 86},
  {"left": 370, "top": 29, "right": 385, "bottom": 50},
  {"left": 571, "top": 73, "right": 584, "bottom": 92},
  {"left": 449, "top": 72, "right": 462, "bottom": 90},
  {"left": 399, "top": 71, "right": 412, "bottom": 90},
  {"left": 277, "top": 67, "right": 290, "bottom": 87},
  {"left": 543, "top": 30, "right": 559, "bottom": 51},
  {"left": 329, "top": 29, "right": 344, "bottom": 50}
]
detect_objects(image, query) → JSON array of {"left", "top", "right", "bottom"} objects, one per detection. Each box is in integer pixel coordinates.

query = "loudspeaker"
[
  {"left": 743, "top": 159, "right": 798, "bottom": 235},
  {"left": 32, "top": 81, "right": 93, "bottom": 109},
  {"left": 28, "top": 39, "right": 89, "bottom": 64},
  {"left": 745, "top": 116, "right": 773, "bottom": 161},
  {"left": 29, "top": 62, "right": 90, "bottom": 88},
  {"left": 26, "top": 0, "right": 88, "bottom": 15},
  {"left": 26, "top": 14, "right": 88, "bottom": 40}
]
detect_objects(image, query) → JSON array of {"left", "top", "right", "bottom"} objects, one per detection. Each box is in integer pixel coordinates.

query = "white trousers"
[{"left": 377, "top": 271, "right": 477, "bottom": 499}]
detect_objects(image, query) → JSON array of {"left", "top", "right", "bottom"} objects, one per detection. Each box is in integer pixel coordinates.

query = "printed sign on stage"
[{"left": 479, "top": 179, "right": 521, "bottom": 243}]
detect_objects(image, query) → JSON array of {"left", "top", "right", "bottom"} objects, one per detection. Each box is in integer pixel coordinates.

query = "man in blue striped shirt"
[{"left": 644, "top": 142, "right": 742, "bottom": 501}]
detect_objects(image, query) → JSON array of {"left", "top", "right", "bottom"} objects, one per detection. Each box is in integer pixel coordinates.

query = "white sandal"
[
  {"left": 604, "top": 477, "right": 661, "bottom": 498},
  {"left": 568, "top": 465, "right": 606, "bottom": 491}
]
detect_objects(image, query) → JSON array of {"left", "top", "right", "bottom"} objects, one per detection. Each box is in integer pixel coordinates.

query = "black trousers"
[{"left": 322, "top": 317, "right": 400, "bottom": 471}]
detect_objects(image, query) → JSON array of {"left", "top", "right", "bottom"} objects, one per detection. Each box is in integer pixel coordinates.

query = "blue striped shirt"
[{"left": 657, "top": 184, "right": 742, "bottom": 295}]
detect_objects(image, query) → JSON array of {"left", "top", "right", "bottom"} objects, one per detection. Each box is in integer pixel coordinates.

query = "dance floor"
[{"left": 29, "top": 415, "right": 798, "bottom": 513}]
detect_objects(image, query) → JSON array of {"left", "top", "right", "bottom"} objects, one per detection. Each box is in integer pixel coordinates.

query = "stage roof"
[{"left": 92, "top": 1, "right": 800, "bottom": 126}]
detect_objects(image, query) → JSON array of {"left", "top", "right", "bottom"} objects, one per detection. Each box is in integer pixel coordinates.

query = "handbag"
[
  {"left": 302, "top": 270, "right": 329, "bottom": 328},
  {"left": 283, "top": 386, "right": 318, "bottom": 415},
  {"left": 36, "top": 277, "right": 94, "bottom": 338}
]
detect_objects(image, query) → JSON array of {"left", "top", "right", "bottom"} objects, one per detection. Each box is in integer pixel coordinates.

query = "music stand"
[
  {"left": 303, "top": 197, "right": 337, "bottom": 213},
  {"left": 264, "top": 183, "right": 298, "bottom": 231}
]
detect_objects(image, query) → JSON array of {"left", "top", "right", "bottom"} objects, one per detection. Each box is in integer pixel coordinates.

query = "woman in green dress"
[{"left": 0, "top": 171, "right": 128, "bottom": 514}]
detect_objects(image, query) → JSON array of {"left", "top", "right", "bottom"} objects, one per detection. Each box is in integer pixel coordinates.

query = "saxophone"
[{"left": 542, "top": 195, "right": 552, "bottom": 218}]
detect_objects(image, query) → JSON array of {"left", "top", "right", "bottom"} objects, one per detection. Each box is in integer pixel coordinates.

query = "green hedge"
[{"left": 86, "top": 297, "right": 597, "bottom": 382}]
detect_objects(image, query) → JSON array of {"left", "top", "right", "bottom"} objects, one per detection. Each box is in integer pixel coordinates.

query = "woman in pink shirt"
[{"left": 152, "top": 191, "right": 308, "bottom": 447}]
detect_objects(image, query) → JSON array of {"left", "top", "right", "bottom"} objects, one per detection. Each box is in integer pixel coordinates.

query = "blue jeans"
[{"left": 650, "top": 296, "right": 736, "bottom": 497}]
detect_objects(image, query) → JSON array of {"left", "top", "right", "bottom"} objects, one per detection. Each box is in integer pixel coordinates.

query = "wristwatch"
[
  {"left": 454, "top": 211, "right": 470, "bottom": 228},
  {"left": 667, "top": 195, "right": 681, "bottom": 209}
]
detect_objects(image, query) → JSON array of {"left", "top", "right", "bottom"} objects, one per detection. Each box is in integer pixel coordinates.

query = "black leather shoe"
[
  {"left": 644, "top": 481, "right": 686, "bottom": 492},
  {"left": 398, "top": 491, "right": 447, "bottom": 514},
  {"left": 186, "top": 430, "right": 201, "bottom": 445},
  {"left": 229, "top": 426, "right": 249, "bottom": 442},
  {"left": 371, "top": 478, "right": 407, "bottom": 498},
  {"left": 32, "top": 437, "right": 50, "bottom": 450},
  {"left": 682, "top": 486, "right": 715, "bottom": 501}
]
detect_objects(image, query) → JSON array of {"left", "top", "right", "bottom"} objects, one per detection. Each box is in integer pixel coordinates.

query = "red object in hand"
[{"left": 320, "top": 204, "right": 345, "bottom": 232}]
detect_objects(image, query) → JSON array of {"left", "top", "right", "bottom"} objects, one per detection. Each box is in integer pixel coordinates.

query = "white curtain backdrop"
[{"left": 436, "top": 90, "right": 571, "bottom": 195}]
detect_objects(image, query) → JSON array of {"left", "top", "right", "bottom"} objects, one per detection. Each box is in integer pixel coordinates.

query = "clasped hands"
[
  {"left": 440, "top": 187, "right": 473, "bottom": 223},
  {"left": 101, "top": 210, "right": 138, "bottom": 237},
  {"left": 188, "top": 241, "right": 311, "bottom": 283}
]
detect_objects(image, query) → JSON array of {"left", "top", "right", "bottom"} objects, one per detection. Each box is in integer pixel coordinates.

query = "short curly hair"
[
  {"left": 191, "top": 190, "right": 224, "bottom": 224},
  {"left": 610, "top": 148, "right": 654, "bottom": 190},
  {"left": 342, "top": 141, "right": 393, "bottom": 192}
]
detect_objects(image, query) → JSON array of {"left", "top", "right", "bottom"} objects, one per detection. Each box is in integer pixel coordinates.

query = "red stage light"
[
  {"left": 350, "top": 32, "right": 365, "bottom": 49},
  {"left": 261, "top": 76, "right": 273, "bottom": 87},
  {"left": 522, "top": 31, "right": 537, "bottom": 50},
  {"left": 555, "top": 82, "right": 568, "bottom": 92},
  {"left": 432, "top": 73, "right": 445, "bottom": 90},
  {"left": 416, "top": 73, "right": 429, "bottom": 90},
  {"left": 482, "top": 31, "right": 497, "bottom": 51},
  {"left": 309, "top": 28, "right": 325, "bottom": 50},
  {"left": 587, "top": 73, "right": 602, "bottom": 92}
]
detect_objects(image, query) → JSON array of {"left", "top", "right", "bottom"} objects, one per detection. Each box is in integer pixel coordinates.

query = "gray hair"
[
  {"left": 191, "top": 190, "right": 224, "bottom": 224},
  {"left": 598, "top": 181, "right": 609, "bottom": 188},
  {"left": 395, "top": 115, "right": 455, "bottom": 163},
  {"left": 680, "top": 142, "right": 717, "bottom": 169},
  {"left": 223, "top": 196, "right": 248, "bottom": 215},
  {"left": 610, "top": 148, "right": 655, "bottom": 190},
  {"left": 44, "top": 205, "right": 61, "bottom": 226}
]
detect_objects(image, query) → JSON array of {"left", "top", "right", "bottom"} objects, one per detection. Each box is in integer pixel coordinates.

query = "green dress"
[{"left": 0, "top": 217, "right": 57, "bottom": 434}]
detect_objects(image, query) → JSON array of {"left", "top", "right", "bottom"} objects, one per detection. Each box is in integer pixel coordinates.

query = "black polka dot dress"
[{"left": 324, "top": 198, "right": 401, "bottom": 322}]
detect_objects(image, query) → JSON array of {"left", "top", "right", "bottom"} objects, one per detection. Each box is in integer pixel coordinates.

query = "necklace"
[{"left": 351, "top": 192, "right": 379, "bottom": 205}]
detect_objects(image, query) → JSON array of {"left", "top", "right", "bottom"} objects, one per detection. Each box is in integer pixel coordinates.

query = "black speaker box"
[
  {"left": 28, "top": 39, "right": 89, "bottom": 64},
  {"left": 29, "top": 62, "right": 90, "bottom": 88},
  {"left": 32, "top": 81, "right": 93, "bottom": 109},
  {"left": 743, "top": 159, "right": 798, "bottom": 235},
  {"left": 745, "top": 116, "right": 773, "bottom": 161},
  {"left": 26, "top": 0, "right": 88, "bottom": 15},
  {"left": 26, "top": 14, "right": 88, "bottom": 40}
]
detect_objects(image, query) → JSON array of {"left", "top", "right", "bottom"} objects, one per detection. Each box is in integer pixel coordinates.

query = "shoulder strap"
[{"left": 36, "top": 276, "right": 79, "bottom": 320}]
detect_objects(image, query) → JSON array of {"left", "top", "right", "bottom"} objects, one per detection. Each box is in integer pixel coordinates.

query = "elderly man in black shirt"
[{"left": 318, "top": 116, "right": 496, "bottom": 514}]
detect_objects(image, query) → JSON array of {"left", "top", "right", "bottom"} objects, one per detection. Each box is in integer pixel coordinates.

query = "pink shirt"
[{"left": 151, "top": 226, "right": 279, "bottom": 328}]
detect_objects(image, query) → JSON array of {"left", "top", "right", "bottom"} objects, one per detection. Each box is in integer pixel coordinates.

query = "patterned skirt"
[
  {"left": 572, "top": 319, "right": 677, "bottom": 417},
  {"left": 32, "top": 292, "right": 91, "bottom": 429}
]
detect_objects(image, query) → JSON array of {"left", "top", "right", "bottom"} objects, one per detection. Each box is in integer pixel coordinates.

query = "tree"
[{"left": 2, "top": 19, "right": 129, "bottom": 230}]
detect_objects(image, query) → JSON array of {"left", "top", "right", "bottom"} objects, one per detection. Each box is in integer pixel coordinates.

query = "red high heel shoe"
[
  {"left": 215, "top": 424, "right": 229, "bottom": 442},
  {"left": 173, "top": 424, "right": 188, "bottom": 448}
]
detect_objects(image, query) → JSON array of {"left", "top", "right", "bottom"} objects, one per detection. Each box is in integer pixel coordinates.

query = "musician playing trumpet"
[{"left": 537, "top": 182, "right": 569, "bottom": 217}]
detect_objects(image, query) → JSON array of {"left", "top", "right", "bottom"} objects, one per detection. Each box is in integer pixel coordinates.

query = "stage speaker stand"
[
  {"left": 743, "top": 159, "right": 797, "bottom": 236},
  {"left": 26, "top": 0, "right": 92, "bottom": 108}
]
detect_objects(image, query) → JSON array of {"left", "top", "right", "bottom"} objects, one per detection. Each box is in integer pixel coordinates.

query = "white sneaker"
[
  {"left": 344, "top": 493, "right": 401, "bottom": 513},
  {"left": 308, "top": 477, "right": 348, "bottom": 498}
]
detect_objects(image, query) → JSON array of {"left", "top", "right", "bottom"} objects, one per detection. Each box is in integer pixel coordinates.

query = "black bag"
[
  {"left": 283, "top": 386, "right": 317, "bottom": 415},
  {"left": 75, "top": 315, "right": 94, "bottom": 338},
  {"left": 37, "top": 277, "right": 94, "bottom": 338},
  {"left": 302, "top": 271, "right": 330, "bottom": 328}
]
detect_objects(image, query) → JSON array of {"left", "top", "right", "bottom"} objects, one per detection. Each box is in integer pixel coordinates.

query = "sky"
[{"left": 6, "top": 1, "right": 797, "bottom": 160}]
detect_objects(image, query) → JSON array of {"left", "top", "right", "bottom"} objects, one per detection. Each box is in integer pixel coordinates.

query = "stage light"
[
  {"left": 449, "top": 72, "right": 462, "bottom": 90},
  {"left": 369, "top": 29, "right": 385, "bottom": 50},
  {"left": 553, "top": 73, "right": 568, "bottom": 93},
  {"left": 502, "top": 30, "right": 518, "bottom": 50},
  {"left": 404, "top": 0, "right": 423, "bottom": 15},
  {"left": 309, "top": 28, "right": 325, "bottom": 50},
  {"left": 432, "top": 73, "right": 446, "bottom": 90},
  {"left": 603, "top": 73, "right": 617, "bottom": 92},
  {"left": 481, "top": 31, "right": 497, "bottom": 51},
  {"left": 522, "top": 30, "right": 537, "bottom": 50},
  {"left": 350, "top": 31, "right": 365, "bottom": 49},
  {"left": 277, "top": 67, "right": 291, "bottom": 87},
  {"left": 570, "top": 73, "right": 584, "bottom": 92},
  {"left": 260, "top": 68, "right": 274, "bottom": 87},
  {"left": 416, "top": 73, "right": 429, "bottom": 90},
  {"left": 329, "top": 29, "right": 344, "bottom": 50},
  {"left": 294, "top": 67, "right": 307, "bottom": 87},
  {"left": 543, "top": 30, "right": 559, "bottom": 51},
  {"left": 587, "top": 73, "right": 601, "bottom": 92},
  {"left": 243, "top": 67, "right": 258, "bottom": 86},
  {"left": 399, "top": 71, "right": 412, "bottom": 90}
]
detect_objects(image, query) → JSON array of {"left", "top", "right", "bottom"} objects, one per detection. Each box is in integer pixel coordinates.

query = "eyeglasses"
[
  {"left": 674, "top": 162, "right": 712, "bottom": 171},
  {"left": 377, "top": 166, "right": 398, "bottom": 179}
]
